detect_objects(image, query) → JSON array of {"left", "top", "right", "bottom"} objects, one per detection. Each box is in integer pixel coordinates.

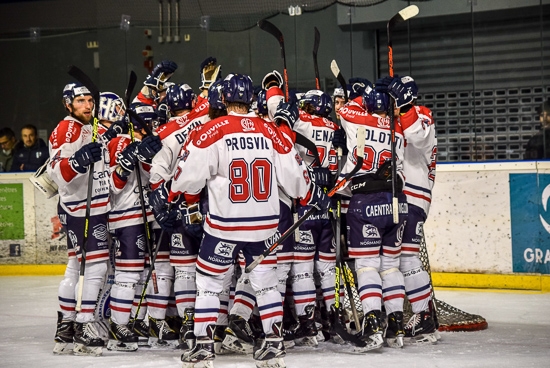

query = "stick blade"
[
  {"left": 330, "top": 60, "right": 340, "bottom": 78},
  {"left": 388, "top": 5, "right": 419, "bottom": 30},
  {"left": 258, "top": 19, "right": 283, "bottom": 43}
]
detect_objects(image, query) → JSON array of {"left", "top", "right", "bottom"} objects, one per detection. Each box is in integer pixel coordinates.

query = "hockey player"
[
  {"left": 337, "top": 78, "right": 418, "bottom": 351},
  {"left": 395, "top": 76, "right": 439, "bottom": 344},
  {"left": 147, "top": 81, "right": 211, "bottom": 348},
  {"left": 50, "top": 83, "right": 113, "bottom": 356},
  {"left": 291, "top": 90, "right": 339, "bottom": 346},
  {"left": 133, "top": 60, "right": 178, "bottom": 107},
  {"left": 106, "top": 102, "right": 162, "bottom": 352},
  {"left": 165, "top": 73, "right": 329, "bottom": 368}
]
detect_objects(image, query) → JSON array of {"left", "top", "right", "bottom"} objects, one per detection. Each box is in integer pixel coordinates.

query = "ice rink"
[{"left": 1, "top": 275, "right": 549, "bottom": 368}]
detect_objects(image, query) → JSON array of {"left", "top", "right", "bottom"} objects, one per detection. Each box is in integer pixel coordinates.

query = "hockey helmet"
[
  {"left": 165, "top": 83, "right": 196, "bottom": 113},
  {"left": 98, "top": 92, "right": 126, "bottom": 122},
  {"left": 62, "top": 82, "right": 92, "bottom": 108},
  {"left": 208, "top": 80, "right": 226, "bottom": 111},
  {"left": 256, "top": 89, "right": 268, "bottom": 116},
  {"left": 129, "top": 102, "right": 157, "bottom": 131},
  {"left": 363, "top": 84, "right": 390, "bottom": 113},
  {"left": 300, "top": 90, "right": 333, "bottom": 117},
  {"left": 222, "top": 73, "right": 254, "bottom": 105}
]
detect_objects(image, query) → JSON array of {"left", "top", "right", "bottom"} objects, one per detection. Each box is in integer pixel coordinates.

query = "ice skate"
[
  {"left": 222, "top": 314, "right": 255, "bottom": 354},
  {"left": 181, "top": 326, "right": 216, "bottom": 368},
  {"left": 253, "top": 322, "right": 286, "bottom": 368},
  {"left": 384, "top": 311, "right": 404, "bottom": 348},
  {"left": 107, "top": 319, "right": 138, "bottom": 352},
  {"left": 293, "top": 306, "right": 318, "bottom": 347},
  {"left": 129, "top": 318, "right": 150, "bottom": 346},
  {"left": 213, "top": 325, "right": 232, "bottom": 355},
  {"left": 179, "top": 308, "right": 196, "bottom": 351},
  {"left": 353, "top": 310, "right": 384, "bottom": 353},
  {"left": 53, "top": 311, "right": 74, "bottom": 354},
  {"left": 148, "top": 315, "right": 179, "bottom": 347},
  {"left": 404, "top": 308, "right": 438, "bottom": 345},
  {"left": 73, "top": 321, "right": 104, "bottom": 356}
]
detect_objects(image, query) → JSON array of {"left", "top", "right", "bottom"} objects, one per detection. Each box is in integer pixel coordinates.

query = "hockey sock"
[
  {"left": 315, "top": 260, "right": 337, "bottom": 311},
  {"left": 380, "top": 256, "right": 405, "bottom": 314},
  {"left": 249, "top": 265, "right": 283, "bottom": 333},
  {"left": 110, "top": 270, "right": 140, "bottom": 325},
  {"left": 75, "top": 261, "right": 108, "bottom": 323},
  {"left": 195, "top": 272, "right": 223, "bottom": 338},
  {"left": 291, "top": 262, "right": 316, "bottom": 317},
  {"left": 355, "top": 257, "right": 382, "bottom": 313},
  {"left": 174, "top": 265, "right": 197, "bottom": 318},
  {"left": 58, "top": 257, "right": 79, "bottom": 320},
  {"left": 146, "top": 262, "right": 173, "bottom": 320},
  {"left": 400, "top": 255, "right": 431, "bottom": 313}
]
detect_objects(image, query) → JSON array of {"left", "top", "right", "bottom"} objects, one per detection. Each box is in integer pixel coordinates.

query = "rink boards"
[{"left": 1, "top": 163, "right": 550, "bottom": 291}]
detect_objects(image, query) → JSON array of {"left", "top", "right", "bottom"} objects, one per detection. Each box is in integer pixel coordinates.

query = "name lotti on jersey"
[
  {"left": 149, "top": 97, "right": 210, "bottom": 189},
  {"left": 107, "top": 134, "right": 154, "bottom": 230},
  {"left": 171, "top": 111, "right": 311, "bottom": 242},
  {"left": 294, "top": 110, "right": 338, "bottom": 170},
  {"left": 401, "top": 105, "right": 437, "bottom": 216},
  {"left": 47, "top": 116, "right": 110, "bottom": 217}
]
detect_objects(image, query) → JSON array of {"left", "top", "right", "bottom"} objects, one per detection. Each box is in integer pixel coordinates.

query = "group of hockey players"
[{"left": 48, "top": 55, "right": 438, "bottom": 368}]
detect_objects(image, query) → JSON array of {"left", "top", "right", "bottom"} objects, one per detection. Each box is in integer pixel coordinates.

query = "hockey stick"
[
  {"left": 258, "top": 19, "right": 289, "bottom": 102},
  {"left": 313, "top": 27, "right": 321, "bottom": 90},
  {"left": 327, "top": 126, "right": 366, "bottom": 198},
  {"left": 330, "top": 60, "right": 349, "bottom": 103},
  {"left": 67, "top": 65, "right": 100, "bottom": 312},
  {"left": 387, "top": 5, "right": 419, "bottom": 224}
]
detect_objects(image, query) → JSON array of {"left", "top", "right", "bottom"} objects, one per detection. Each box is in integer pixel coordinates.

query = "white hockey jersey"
[
  {"left": 170, "top": 111, "right": 311, "bottom": 242},
  {"left": 107, "top": 134, "right": 154, "bottom": 230},
  {"left": 47, "top": 116, "right": 110, "bottom": 217},
  {"left": 149, "top": 98, "right": 210, "bottom": 189},
  {"left": 402, "top": 105, "right": 437, "bottom": 216},
  {"left": 294, "top": 110, "right": 338, "bottom": 171}
]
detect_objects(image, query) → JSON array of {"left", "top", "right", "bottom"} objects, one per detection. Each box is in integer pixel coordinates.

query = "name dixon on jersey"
[{"left": 225, "top": 136, "right": 270, "bottom": 151}]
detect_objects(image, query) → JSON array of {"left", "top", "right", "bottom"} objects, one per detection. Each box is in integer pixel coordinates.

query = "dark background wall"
[{"left": 1, "top": 0, "right": 549, "bottom": 162}]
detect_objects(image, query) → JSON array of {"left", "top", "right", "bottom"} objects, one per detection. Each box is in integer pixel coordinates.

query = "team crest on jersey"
[
  {"left": 181, "top": 149, "right": 190, "bottom": 162},
  {"left": 214, "top": 241, "right": 236, "bottom": 257},
  {"left": 415, "top": 221, "right": 424, "bottom": 237},
  {"left": 241, "top": 118, "right": 256, "bottom": 132},
  {"left": 299, "top": 230, "right": 314, "bottom": 245},
  {"left": 295, "top": 154, "right": 303, "bottom": 165},
  {"left": 362, "top": 224, "right": 380, "bottom": 239},
  {"left": 68, "top": 230, "right": 78, "bottom": 248},
  {"left": 92, "top": 224, "right": 108, "bottom": 241},
  {"left": 264, "top": 230, "right": 281, "bottom": 248},
  {"left": 136, "top": 234, "right": 146, "bottom": 251},
  {"left": 113, "top": 237, "right": 121, "bottom": 257},
  {"left": 377, "top": 117, "right": 390, "bottom": 129},
  {"left": 171, "top": 233, "right": 184, "bottom": 248},
  {"left": 396, "top": 223, "right": 405, "bottom": 245}
]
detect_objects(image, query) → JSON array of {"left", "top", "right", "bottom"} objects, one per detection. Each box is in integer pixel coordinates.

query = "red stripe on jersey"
[
  {"left": 349, "top": 249, "right": 379, "bottom": 257},
  {"left": 112, "top": 171, "right": 127, "bottom": 190},
  {"left": 110, "top": 213, "right": 146, "bottom": 222},
  {"left": 50, "top": 119, "right": 83, "bottom": 149},
  {"left": 399, "top": 107, "right": 420, "bottom": 130},
  {"left": 196, "top": 258, "right": 229, "bottom": 275},
  {"left": 206, "top": 216, "right": 278, "bottom": 232},
  {"left": 403, "top": 190, "right": 431, "bottom": 203},
  {"left": 60, "top": 158, "right": 78, "bottom": 182},
  {"left": 69, "top": 200, "right": 110, "bottom": 212}
]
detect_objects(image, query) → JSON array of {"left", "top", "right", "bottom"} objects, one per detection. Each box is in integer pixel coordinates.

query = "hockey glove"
[
  {"left": 69, "top": 142, "right": 102, "bottom": 174},
  {"left": 311, "top": 167, "right": 333, "bottom": 188},
  {"left": 144, "top": 60, "right": 178, "bottom": 90},
  {"left": 262, "top": 70, "right": 283, "bottom": 90},
  {"left": 348, "top": 77, "right": 371, "bottom": 100},
  {"left": 116, "top": 141, "right": 139, "bottom": 177},
  {"left": 180, "top": 202, "right": 204, "bottom": 240},
  {"left": 155, "top": 207, "right": 182, "bottom": 232},
  {"left": 332, "top": 128, "right": 348, "bottom": 156},
  {"left": 149, "top": 184, "right": 169, "bottom": 214},
  {"left": 302, "top": 184, "right": 331, "bottom": 212},
  {"left": 388, "top": 76, "right": 415, "bottom": 108},
  {"left": 135, "top": 135, "right": 162, "bottom": 163},
  {"left": 200, "top": 57, "right": 222, "bottom": 90},
  {"left": 103, "top": 119, "right": 128, "bottom": 141},
  {"left": 374, "top": 76, "right": 395, "bottom": 94},
  {"left": 274, "top": 100, "right": 299, "bottom": 129}
]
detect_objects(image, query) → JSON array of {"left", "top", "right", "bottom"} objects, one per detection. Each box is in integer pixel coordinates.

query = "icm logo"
[
  {"left": 92, "top": 224, "right": 108, "bottom": 241},
  {"left": 299, "top": 230, "right": 314, "bottom": 245},
  {"left": 362, "top": 224, "right": 380, "bottom": 239},
  {"left": 214, "top": 242, "right": 236, "bottom": 257},
  {"left": 171, "top": 233, "right": 184, "bottom": 248}
]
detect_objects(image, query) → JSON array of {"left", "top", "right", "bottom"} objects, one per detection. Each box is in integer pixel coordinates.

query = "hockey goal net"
[{"left": 343, "top": 232, "right": 488, "bottom": 332}]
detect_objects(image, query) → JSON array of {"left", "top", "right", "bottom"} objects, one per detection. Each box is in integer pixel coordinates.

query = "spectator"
[
  {"left": 11, "top": 124, "right": 49, "bottom": 172},
  {"left": 524, "top": 100, "right": 550, "bottom": 160},
  {"left": 0, "top": 127, "right": 19, "bottom": 172}
]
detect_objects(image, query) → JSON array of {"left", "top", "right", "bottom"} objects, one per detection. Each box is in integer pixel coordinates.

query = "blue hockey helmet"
[
  {"left": 256, "top": 89, "right": 268, "bottom": 116},
  {"left": 363, "top": 84, "right": 390, "bottom": 113},
  {"left": 208, "top": 79, "right": 226, "bottom": 111},
  {"left": 222, "top": 73, "right": 254, "bottom": 105},
  {"left": 300, "top": 90, "right": 333, "bottom": 117},
  {"left": 165, "top": 83, "right": 196, "bottom": 113},
  {"left": 62, "top": 82, "right": 92, "bottom": 108},
  {"left": 129, "top": 102, "right": 157, "bottom": 131},
  {"left": 98, "top": 92, "right": 126, "bottom": 122}
]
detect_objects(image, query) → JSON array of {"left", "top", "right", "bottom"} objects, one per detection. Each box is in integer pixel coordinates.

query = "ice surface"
[{"left": 1, "top": 276, "right": 549, "bottom": 368}]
